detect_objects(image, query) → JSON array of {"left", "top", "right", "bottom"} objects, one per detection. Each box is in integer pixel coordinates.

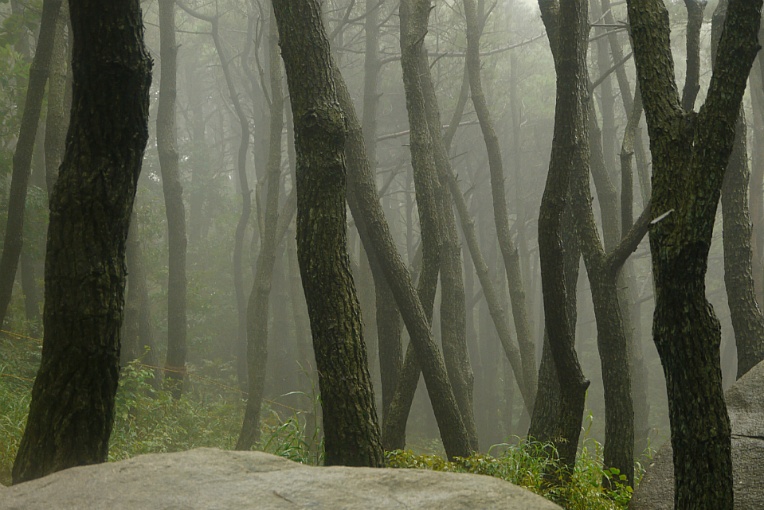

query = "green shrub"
[{"left": 386, "top": 437, "right": 635, "bottom": 510}]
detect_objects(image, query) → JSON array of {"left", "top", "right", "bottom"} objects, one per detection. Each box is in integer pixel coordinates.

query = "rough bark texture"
[
  {"left": 536, "top": 0, "right": 590, "bottom": 473},
  {"left": 11, "top": 0, "right": 152, "bottom": 483},
  {"left": 528, "top": 206, "right": 579, "bottom": 443},
  {"left": 463, "top": 0, "right": 535, "bottom": 407},
  {"left": 0, "top": 0, "right": 62, "bottom": 328},
  {"left": 627, "top": 0, "right": 762, "bottom": 506},
  {"left": 711, "top": 3, "right": 764, "bottom": 381},
  {"left": 44, "top": 2, "right": 68, "bottom": 195},
  {"left": 721, "top": 108, "right": 764, "bottom": 379},
  {"left": 237, "top": 10, "right": 284, "bottom": 451},
  {"left": 157, "top": 0, "right": 188, "bottom": 399},
  {"left": 272, "top": 0, "right": 384, "bottom": 467}
]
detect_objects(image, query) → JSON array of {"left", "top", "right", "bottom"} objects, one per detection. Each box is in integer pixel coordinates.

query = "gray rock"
[
  {"left": 0, "top": 448, "right": 561, "bottom": 509},
  {"left": 629, "top": 360, "right": 764, "bottom": 509}
]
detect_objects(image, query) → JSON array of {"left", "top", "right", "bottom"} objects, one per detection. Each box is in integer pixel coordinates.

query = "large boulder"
[
  {"left": 0, "top": 448, "right": 561, "bottom": 509},
  {"left": 629, "top": 360, "right": 764, "bottom": 509}
]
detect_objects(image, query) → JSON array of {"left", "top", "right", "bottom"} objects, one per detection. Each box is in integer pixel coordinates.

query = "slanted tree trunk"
[
  {"left": 627, "top": 0, "right": 762, "bottom": 506},
  {"left": 418, "top": 47, "right": 478, "bottom": 450},
  {"left": 237, "top": 9, "right": 284, "bottom": 451},
  {"left": 0, "top": 0, "right": 62, "bottom": 328},
  {"left": 271, "top": 0, "right": 384, "bottom": 467},
  {"left": 11, "top": 0, "right": 152, "bottom": 482},
  {"left": 157, "top": 0, "right": 187, "bottom": 399},
  {"left": 463, "top": 0, "right": 536, "bottom": 407},
  {"left": 335, "top": 62, "right": 472, "bottom": 462}
]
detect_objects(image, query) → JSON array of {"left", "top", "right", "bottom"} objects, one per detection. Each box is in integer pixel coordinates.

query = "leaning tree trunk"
[
  {"left": 43, "top": 1, "right": 68, "bottom": 195},
  {"left": 271, "top": 0, "right": 384, "bottom": 467},
  {"left": 627, "top": 0, "right": 762, "bottom": 506},
  {"left": 157, "top": 0, "right": 188, "bottom": 399},
  {"left": 12, "top": 0, "right": 152, "bottom": 483},
  {"left": 237, "top": 9, "right": 284, "bottom": 451},
  {"left": 463, "top": 0, "right": 536, "bottom": 408},
  {"left": 0, "top": 0, "right": 62, "bottom": 328},
  {"left": 334, "top": 64, "right": 472, "bottom": 461}
]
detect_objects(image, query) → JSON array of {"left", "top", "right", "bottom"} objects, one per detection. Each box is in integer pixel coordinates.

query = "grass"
[{"left": 1, "top": 336, "right": 638, "bottom": 509}]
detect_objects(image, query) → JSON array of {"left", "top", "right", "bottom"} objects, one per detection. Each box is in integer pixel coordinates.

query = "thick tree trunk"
[
  {"left": 11, "top": 0, "right": 151, "bottom": 482},
  {"left": 44, "top": 2, "right": 68, "bottom": 195},
  {"left": 157, "top": 0, "right": 188, "bottom": 399},
  {"left": 536, "top": 0, "right": 590, "bottom": 473},
  {"left": 628, "top": 0, "right": 762, "bottom": 506},
  {"left": 0, "top": 0, "right": 62, "bottom": 328},
  {"left": 272, "top": 0, "right": 384, "bottom": 467}
]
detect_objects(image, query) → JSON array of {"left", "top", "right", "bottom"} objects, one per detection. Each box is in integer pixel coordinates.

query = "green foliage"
[{"left": 386, "top": 437, "right": 635, "bottom": 510}]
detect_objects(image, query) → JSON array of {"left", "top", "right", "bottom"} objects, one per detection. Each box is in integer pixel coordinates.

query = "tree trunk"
[
  {"left": 0, "top": 0, "right": 62, "bottom": 328},
  {"left": 157, "top": 0, "right": 188, "bottom": 399},
  {"left": 272, "top": 0, "right": 384, "bottom": 467},
  {"left": 536, "top": 0, "right": 590, "bottom": 473},
  {"left": 44, "top": 2, "right": 68, "bottom": 195},
  {"left": 237, "top": 9, "right": 284, "bottom": 451},
  {"left": 463, "top": 0, "right": 535, "bottom": 408},
  {"left": 335, "top": 61, "right": 472, "bottom": 462},
  {"left": 12, "top": 0, "right": 152, "bottom": 482},
  {"left": 628, "top": 0, "right": 762, "bottom": 506}
]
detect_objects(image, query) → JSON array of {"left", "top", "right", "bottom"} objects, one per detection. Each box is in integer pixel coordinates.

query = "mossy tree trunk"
[
  {"left": 627, "top": 0, "right": 762, "bottom": 506},
  {"left": 271, "top": 0, "right": 384, "bottom": 467},
  {"left": 11, "top": 0, "right": 152, "bottom": 483}
]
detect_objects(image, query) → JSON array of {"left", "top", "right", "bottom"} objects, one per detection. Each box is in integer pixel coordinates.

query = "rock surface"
[
  {"left": 629, "top": 360, "right": 764, "bottom": 509},
  {"left": 0, "top": 448, "right": 561, "bottom": 509}
]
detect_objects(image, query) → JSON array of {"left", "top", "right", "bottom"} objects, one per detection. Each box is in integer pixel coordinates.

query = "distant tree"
[
  {"left": 12, "top": 0, "right": 152, "bottom": 483},
  {"left": 157, "top": 0, "right": 188, "bottom": 399},
  {"left": 237, "top": 7, "right": 284, "bottom": 451},
  {"left": 627, "top": 0, "right": 762, "bottom": 506},
  {"left": 0, "top": 0, "right": 61, "bottom": 328},
  {"left": 271, "top": 0, "right": 384, "bottom": 467}
]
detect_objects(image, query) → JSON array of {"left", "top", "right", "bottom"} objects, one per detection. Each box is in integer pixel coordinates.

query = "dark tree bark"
[
  {"left": 627, "top": 0, "right": 762, "bottom": 506},
  {"left": 11, "top": 0, "right": 152, "bottom": 483},
  {"left": 43, "top": 2, "right": 69, "bottom": 195},
  {"left": 0, "top": 0, "right": 62, "bottom": 328},
  {"left": 157, "top": 0, "right": 188, "bottom": 399},
  {"left": 237, "top": 9, "right": 284, "bottom": 451},
  {"left": 536, "top": 0, "right": 590, "bottom": 473},
  {"left": 710, "top": 4, "right": 764, "bottom": 380},
  {"left": 271, "top": 0, "right": 384, "bottom": 467}
]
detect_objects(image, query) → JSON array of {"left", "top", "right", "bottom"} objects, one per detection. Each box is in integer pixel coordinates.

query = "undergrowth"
[
  {"left": 386, "top": 440, "right": 635, "bottom": 510},
  {"left": 1, "top": 337, "right": 638, "bottom": 509}
]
